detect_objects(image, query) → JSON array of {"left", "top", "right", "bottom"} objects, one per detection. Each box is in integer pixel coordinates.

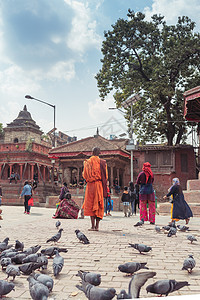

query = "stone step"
[
  {"left": 158, "top": 202, "right": 200, "bottom": 217},
  {"left": 187, "top": 179, "right": 200, "bottom": 191},
  {"left": 184, "top": 191, "right": 200, "bottom": 203}
]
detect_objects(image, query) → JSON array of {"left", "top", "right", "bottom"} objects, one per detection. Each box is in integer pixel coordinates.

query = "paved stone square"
[{"left": 0, "top": 205, "right": 200, "bottom": 299}]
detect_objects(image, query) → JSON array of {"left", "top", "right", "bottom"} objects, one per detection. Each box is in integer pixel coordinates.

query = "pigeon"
[
  {"left": 41, "top": 246, "right": 68, "bottom": 258},
  {"left": 55, "top": 220, "right": 61, "bottom": 229},
  {"left": 0, "top": 257, "right": 12, "bottom": 270},
  {"left": 155, "top": 225, "right": 161, "bottom": 233},
  {"left": 129, "top": 243, "right": 152, "bottom": 254},
  {"left": 77, "top": 270, "right": 101, "bottom": 286},
  {"left": 15, "top": 240, "right": 24, "bottom": 252},
  {"left": 117, "top": 289, "right": 131, "bottom": 299},
  {"left": 167, "top": 227, "right": 177, "bottom": 237},
  {"left": 23, "top": 245, "right": 41, "bottom": 255},
  {"left": 46, "top": 229, "right": 63, "bottom": 243},
  {"left": 11, "top": 253, "right": 27, "bottom": 264},
  {"left": 0, "top": 238, "right": 10, "bottom": 251},
  {"left": 36, "top": 254, "right": 48, "bottom": 270},
  {"left": 22, "top": 253, "right": 40, "bottom": 264},
  {"left": 169, "top": 220, "right": 177, "bottom": 228},
  {"left": 75, "top": 230, "right": 90, "bottom": 244},
  {"left": 177, "top": 225, "right": 189, "bottom": 232},
  {"left": 32, "top": 272, "right": 54, "bottom": 292},
  {"left": 119, "top": 271, "right": 156, "bottom": 298},
  {"left": 134, "top": 218, "right": 144, "bottom": 227},
  {"left": 6, "top": 263, "right": 20, "bottom": 281},
  {"left": 118, "top": 262, "right": 149, "bottom": 275},
  {"left": 146, "top": 279, "right": 189, "bottom": 296},
  {"left": 0, "top": 248, "right": 17, "bottom": 259},
  {"left": 76, "top": 280, "right": 116, "bottom": 300},
  {"left": 162, "top": 225, "right": 170, "bottom": 231},
  {"left": 187, "top": 235, "right": 197, "bottom": 243},
  {"left": 27, "top": 276, "right": 49, "bottom": 300},
  {"left": 182, "top": 255, "right": 196, "bottom": 273},
  {"left": 53, "top": 250, "right": 64, "bottom": 277},
  {"left": 0, "top": 280, "right": 15, "bottom": 297},
  {"left": 19, "top": 262, "right": 44, "bottom": 275}
]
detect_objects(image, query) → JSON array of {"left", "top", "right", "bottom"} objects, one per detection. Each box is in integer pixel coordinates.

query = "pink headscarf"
[{"left": 142, "top": 162, "right": 154, "bottom": 183}]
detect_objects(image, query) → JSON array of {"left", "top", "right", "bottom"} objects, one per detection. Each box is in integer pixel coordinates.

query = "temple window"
[{"left": 14, "top": 138, "right": 18, "bottom": 143}]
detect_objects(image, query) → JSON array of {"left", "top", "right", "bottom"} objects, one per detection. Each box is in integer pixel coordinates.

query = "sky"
[{"left": 0, "top": 0, "right": 200, "bottom": 141}]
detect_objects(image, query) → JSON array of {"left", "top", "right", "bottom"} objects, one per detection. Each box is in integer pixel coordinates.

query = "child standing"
[{"left": 121, "top": 186, "right": 131, "bottom": 217}]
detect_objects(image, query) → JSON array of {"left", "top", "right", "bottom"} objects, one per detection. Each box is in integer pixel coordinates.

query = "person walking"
[
  {"left": 19, "top": 181, "right": 32, "bottom": 214},
  {"left": 82, "top": 147, "right": 108, "bottom": 231},
  {"left": 128, "top": 181, "right": 136, "bottom": 215},
  {"left": 121, "top": 186, "right": 131, "bottom": 217},
  {"left": 163, "top": 177, "right": 193, "bottom": 225},
  {"left": 104, "top": 181, "right": 112, "bottom": 216},
  {"left": 136, "top": 162, "right": 156, "bottom": 224}
]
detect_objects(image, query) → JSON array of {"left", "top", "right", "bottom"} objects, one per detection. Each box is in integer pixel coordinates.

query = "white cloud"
[
  {"left": 65, "top": 0, "right": 101, "bottom": 53},
  {"left": 88, "top": 95, "right": 116, "bottom": 121},
  {"left": 46, "top": 61, "right": 75, "bottom": 81},
  {"left": 144, "top": 0, "right": 200, "bottom": 29}
]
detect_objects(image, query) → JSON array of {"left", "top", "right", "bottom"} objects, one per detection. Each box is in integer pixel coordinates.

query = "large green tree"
[{"left": 96, "top": 10, "right": 200, "bottom": 145}]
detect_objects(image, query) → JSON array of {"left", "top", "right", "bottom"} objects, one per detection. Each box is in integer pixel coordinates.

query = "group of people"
[{"left": 52, "top": 147, "right": 193, "bottom": 231}]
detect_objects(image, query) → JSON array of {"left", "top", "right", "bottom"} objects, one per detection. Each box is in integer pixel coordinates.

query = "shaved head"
[{"left": 92, "top": 147, "right": 101, "bottom": 156}]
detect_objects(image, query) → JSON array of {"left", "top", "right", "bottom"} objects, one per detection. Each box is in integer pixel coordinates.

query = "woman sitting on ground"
[{"left": 53, "top": 193, "right": 80, "bottom": 219}]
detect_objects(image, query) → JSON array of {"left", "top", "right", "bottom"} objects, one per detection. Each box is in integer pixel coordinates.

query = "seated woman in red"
[{"left": 53, "top": 193, "right": 79, "bottom": 219}]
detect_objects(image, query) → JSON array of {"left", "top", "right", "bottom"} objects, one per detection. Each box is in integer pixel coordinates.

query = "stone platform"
[{"left": 0, "top": 206, "right": 200, "bottom": 299}]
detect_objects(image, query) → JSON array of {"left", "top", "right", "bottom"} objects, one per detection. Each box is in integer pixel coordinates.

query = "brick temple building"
[{"left": 0, "top": 105, "right": 59, "bottom": 205}]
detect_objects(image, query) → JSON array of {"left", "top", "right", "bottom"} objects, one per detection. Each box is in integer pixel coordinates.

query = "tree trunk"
[{"left": 175, "top": 126, "right": 184, "bottom": 145}]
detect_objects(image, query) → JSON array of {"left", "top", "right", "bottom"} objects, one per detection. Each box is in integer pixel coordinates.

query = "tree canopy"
[{"left": 95, "top": 10, "right": 200, "bottom": 145}]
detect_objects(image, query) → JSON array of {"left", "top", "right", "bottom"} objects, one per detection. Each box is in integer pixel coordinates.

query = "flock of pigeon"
[{"left": 0, "top": 216, "right": 197, "bottom": 299}]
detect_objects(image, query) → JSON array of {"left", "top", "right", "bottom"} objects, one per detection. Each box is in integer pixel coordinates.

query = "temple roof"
[
  {"left": 6, "top": 105, "right": 41, "bottom": 131},
  {"left": 49, "top": 134, "right": 130, "bottom": 158}
]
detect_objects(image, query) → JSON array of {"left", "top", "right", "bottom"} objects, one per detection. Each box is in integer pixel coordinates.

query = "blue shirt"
[{"left": 21, "top": 184, "right": 32, "bottom": 196}]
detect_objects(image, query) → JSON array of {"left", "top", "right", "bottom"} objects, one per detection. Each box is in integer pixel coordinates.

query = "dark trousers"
[{"left": 24, "top": 195, "right": 31, "bottom": 213}]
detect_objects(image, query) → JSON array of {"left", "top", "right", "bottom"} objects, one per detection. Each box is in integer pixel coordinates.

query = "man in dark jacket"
[{"left": 121, "top": 186, "right": 131, "bottom": 217}]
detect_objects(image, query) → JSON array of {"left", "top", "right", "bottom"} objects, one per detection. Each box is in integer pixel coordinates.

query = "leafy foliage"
[
  {"left": 0, "top": 123, "right": 4, "bottom": 140},
  {"left": 95, "top": 10, "right": 200, "bottom": 145}
]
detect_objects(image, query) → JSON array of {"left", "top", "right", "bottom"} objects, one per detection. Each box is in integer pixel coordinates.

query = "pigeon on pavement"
[
  {"left": 134, "top": 218, "right": 144, "bottom": 227},
  {"left": 0, "top": 280, "right": 15, "bottom": 297},
  {"left": 11, "top": 253, "right": 27, "bottom": 264},
  {"left": 75, "top": 230, "right": 90, "bottom": 244},
  {"left": 182, "top": 255, "right": 196, "bottom": 273},
  {"left": 155, "top": 226, "right": 161, "bottom": 233},
  {"left": 41, "top": 246, "right": 68, "bottom": 258},
  {"left": 22, "top": 253, "right": 40, "bottom": 264},
  {"left": 0, "top": 248, "right": 17, "bottom": 259},
  {"left": 118, "top": 262, "right": 149, "bottom": 275},
  {"left": 129, "top": 243, "right": 152, "bottom": 254},
  {"left": 187, "top": 235, "right": 197, "bottom": 243},
  {"left": 36, "top": 254, "right": 48, "bottom": 270},
  {"left": 32, "top": 272, "right": 54, "bottom": 292},
  {"left": 128, "top": 271, "right": 156, "bottom": 298},
  {"left": 6, "top": 263, "right": 20, "bottom": 281},
  {"left": 15, "top": 240, "right": 24, "bottom": 252},
  {"left": 169, "top": 220, "right": 177, "bottom": 228},
  {"left": 55, "top": 220, "right": 61, "bottom": 229},
  {"left": 117, "top": 289, "right": 131, "bottom": 299},
  {"left": 77, "top": 270, "right": 101, "bottom": 286},
  {"left": 0, "top": 238, "right": 10, "bottom": 251},
  {"left": 19, "top": 262, "right": 44, "bottom": 275},
  {"left": 46, "top": 229, "right": 63, "bottom": 243},
  {"left": 162, "top": 225, "right": 171, "bottom": 231},
  {"left": 27, "top": 276, "right": 49, "bottom": 300},
  {"left": 53, "top": 250, "right": 64, "bottom": 277},
  {"left": 167, "top": 227, "right": 177, "bottom": 237},
  {"left": 76, "top": 280, "right": 116, "bottom": 300},
  {"left": 146, "top": 279, "right": 189, "bottom": 296},
  {"left": 0, "top": 257, "right": 12, "bottom": 270},
  {"left": 177, "top": 225, "right": 189, "bottom": 232},
  {"left": 23, "top": 245, "right": 41, "bottom": 255}
]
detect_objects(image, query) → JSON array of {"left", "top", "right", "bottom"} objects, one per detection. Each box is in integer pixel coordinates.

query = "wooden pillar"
[
  {"left": 19, "top": 164, "right": 23, "bottom": 180},
  {"left": 0, "top": 165, "right": 1, "bottom": 179},
  {"left": 43, "top": 166, "right": 46, "bottom": 182},
  {"left": 123, "top": 170, "right": 125, "bottom": 188},
  {"left": 31, "top": 164, "right": 34, "bottom": 180},
  {"left": 77, "top": 167, "right": 80, "bottom": 184},
  {"left": 117, "top": 168, "right": 120, "bottom": 186},
  {"left": 110, "top": 166, "right": 114, "bottom": 188},
  {"left": 9, "top": 164, "right": 13, "bottom": 177}
]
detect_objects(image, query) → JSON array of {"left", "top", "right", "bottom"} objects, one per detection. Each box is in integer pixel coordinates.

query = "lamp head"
[{"left": 25, "top": 95, "right": 34, "bottom": 99}]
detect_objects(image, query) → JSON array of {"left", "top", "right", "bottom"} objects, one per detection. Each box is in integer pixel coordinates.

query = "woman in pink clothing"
[{"left": 136, "top": 162, "right": 156, "bottom": 224}]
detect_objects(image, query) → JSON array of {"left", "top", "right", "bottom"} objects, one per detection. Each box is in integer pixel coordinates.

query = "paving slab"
[{"left": 0, "top": 205, "right": 199, "bottom": 299}]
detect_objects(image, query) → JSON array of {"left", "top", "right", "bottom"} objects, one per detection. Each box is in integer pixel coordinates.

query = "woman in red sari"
[{"left": 136, "top": 162, "right": 156, "bottom": 224}]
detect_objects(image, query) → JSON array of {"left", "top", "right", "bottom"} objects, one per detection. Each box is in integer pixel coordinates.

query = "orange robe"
[{"left": 82, "top": 156, "right": 107, "bottom": 219}]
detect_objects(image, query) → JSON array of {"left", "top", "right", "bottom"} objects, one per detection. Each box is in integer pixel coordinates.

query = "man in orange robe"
[{"left": 82, "top": 147, "right": 108, "bottom": 231}]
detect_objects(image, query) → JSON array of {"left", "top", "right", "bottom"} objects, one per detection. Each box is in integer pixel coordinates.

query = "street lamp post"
[{"left": 25, "top": 95, "right": 56, "bottom": 147}]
